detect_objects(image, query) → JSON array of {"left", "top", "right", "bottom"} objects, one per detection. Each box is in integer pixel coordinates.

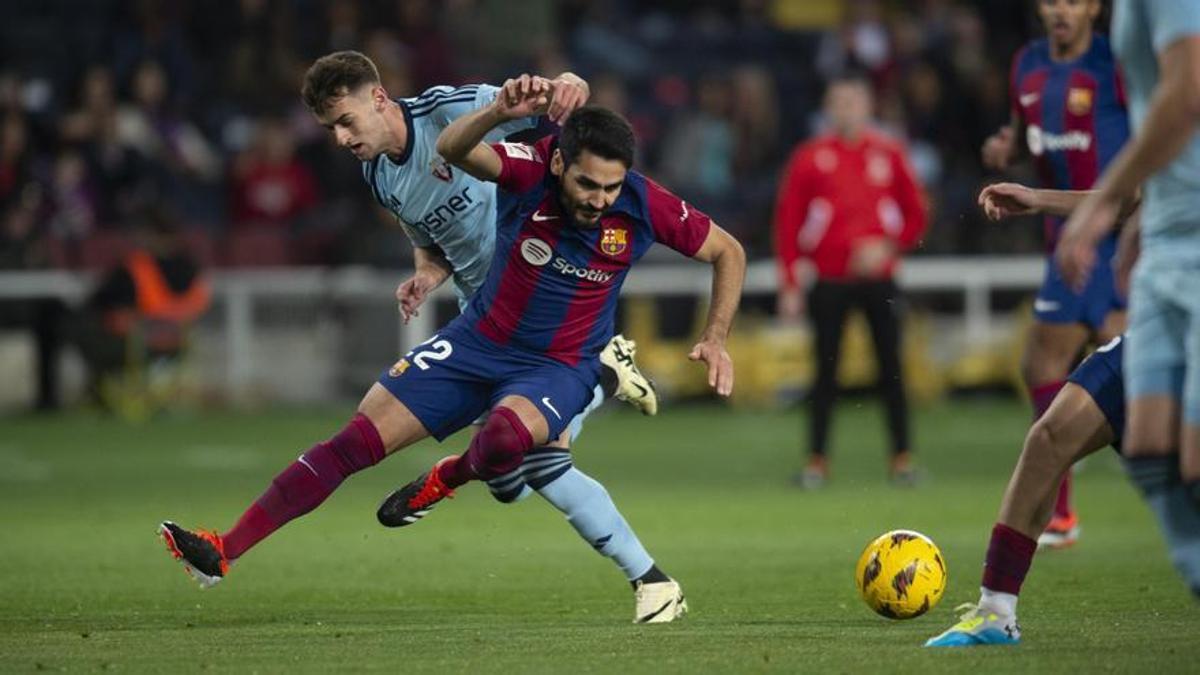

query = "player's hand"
[
  {"left": 494, "top": 74, "right": 552, "bottom": 120},
  {"left": 978, "top": 182, "right": 1041, "bottom": 220},
  {"left": 547, "top": 75, "right": 589, "bottom": 124},
  {"left": 1056, "top": 191, "right": 1122, "bottom": 292},
  {"left": 395, "top": 272, "right": 441, "bottom": 324},
  {"left": 848, "top": 237, "right": 896, "bottom": 279},
  {"left": 982, "top": 126, "right": 1016, "bottom": 171},
  {"left": 777, "top": 287, "right": 805, "bottom": 322},
  {"left": 688, "top": 339, "right": 734, "bottom": 397}
]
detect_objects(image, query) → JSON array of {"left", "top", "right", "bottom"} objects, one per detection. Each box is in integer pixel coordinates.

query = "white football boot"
[
  {"left": 600, "top": 334, "right": 658, "bottom": 416},
  {"left": 634, "top": 578, "right": 688, "bottom": 623}
]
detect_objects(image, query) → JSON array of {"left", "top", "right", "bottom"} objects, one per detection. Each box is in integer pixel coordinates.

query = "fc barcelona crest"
[
  {"left": 1067, "top": 87, "right": 1093, "bottom": 115},
  {"left": 600, "top": 227, "right": 627, "bottom": 256}
]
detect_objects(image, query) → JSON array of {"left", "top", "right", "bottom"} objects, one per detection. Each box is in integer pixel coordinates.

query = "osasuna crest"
[
  {"left": 600, "top": 227, "right": 627, "bottom": 256},
  {"left": 430, "top": 158, "right": 453, "bottom": 182}
]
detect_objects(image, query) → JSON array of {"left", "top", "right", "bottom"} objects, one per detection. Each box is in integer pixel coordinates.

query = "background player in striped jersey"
[
  {"left": 980, "top": 0, "right": 1130, "bottom": 548},
  {"left": 928, "top": 182, "right": 1200, "bottom": 647},
  {"left": 158, "top": 55, "right": 686, "bottom": 623},
  {"left": 375, "top": 78, "right": 745, "bottom": 622}
]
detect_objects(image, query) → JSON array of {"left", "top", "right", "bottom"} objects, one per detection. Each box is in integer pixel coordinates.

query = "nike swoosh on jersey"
[
  {"left": 532, "top": 211, "right": 558, "bottom": 221},
  {"left": 1019, "top": 92, "right": 1040, "bottom": 107},
  {"left": 541, "top": 397, "right": 562, "bottom": 419}
]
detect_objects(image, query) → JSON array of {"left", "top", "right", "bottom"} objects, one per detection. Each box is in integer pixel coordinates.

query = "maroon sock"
[
  {"left": 1030, "top": 380, "right": 1065, "bottom": 421},
  {"left": 981, "top": 523, "right": 1037, "bottom": 595},
  {"left": 1054, "top": 472, "right": 1073, "bottom": 518},
  {"left": 436, "top": 455, "right": 474, "bottom": 489},
  {"left": 222, "top": 413, "right": 385, "bottom": 560}
]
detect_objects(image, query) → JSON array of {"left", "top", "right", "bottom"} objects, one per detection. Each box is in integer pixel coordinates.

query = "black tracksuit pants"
[{"left": 807, "top": 279, "right": 909, "bottom": 458}]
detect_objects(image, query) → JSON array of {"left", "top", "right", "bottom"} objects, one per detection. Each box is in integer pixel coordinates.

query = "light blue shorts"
[{"left": 1124, "top": 256, "right": 1200, "bottom": 424}]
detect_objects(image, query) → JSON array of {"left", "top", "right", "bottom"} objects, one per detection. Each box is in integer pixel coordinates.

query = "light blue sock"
[
  {"left": 530, "top": 455, "right": 654, "bottom": 581},
  {"left": 566, "top": 385, "right": 606, "bottom": 444},
  {"left": 1125, "top": 456, "right": 1200, "bottom": 593}
]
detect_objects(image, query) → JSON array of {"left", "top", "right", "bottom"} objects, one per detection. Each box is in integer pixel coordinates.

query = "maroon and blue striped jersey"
[
  {"left": 1010, "top": 35, "right": 1130, "bottom": 247},
  {"left": 458, "top": 135, "right": 712, "bottom": 367}
]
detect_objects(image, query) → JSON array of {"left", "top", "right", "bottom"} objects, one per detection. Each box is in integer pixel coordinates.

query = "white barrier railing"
[{"left": 0, "top": 256, "right": 1045, "bottom": 398}]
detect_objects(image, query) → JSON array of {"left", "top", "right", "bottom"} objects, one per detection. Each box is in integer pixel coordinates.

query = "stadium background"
[
  {"left": 2, "top": 0, "right": 1066, "bottom": 410},
  {"left": 3, "top": 2, "right": 1198, "bottom": 673}
]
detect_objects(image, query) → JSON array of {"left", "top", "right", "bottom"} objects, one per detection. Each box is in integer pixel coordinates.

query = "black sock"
[
  {"left": 599, "top": 364, "right": 619, "bottom": 399},
  {"left": 631, "top": 564, "right": 669, "bottom": 588}
]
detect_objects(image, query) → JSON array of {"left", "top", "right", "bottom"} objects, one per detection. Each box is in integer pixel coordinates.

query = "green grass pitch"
[{"left": 1, "top": 400, "right": 1197, "bottom": 672}]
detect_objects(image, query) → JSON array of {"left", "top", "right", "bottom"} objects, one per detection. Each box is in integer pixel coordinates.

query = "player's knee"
[
  {"left": 466, "top": 406, "right": 534, "bottom": 479},
  {"left": 1025, "top": 416, "right": 1076, "bottom": 468}
]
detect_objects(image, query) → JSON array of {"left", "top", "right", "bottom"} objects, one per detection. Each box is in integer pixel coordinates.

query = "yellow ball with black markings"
[{"left": 854, "top": 529, "right": 947, "bottom": 619}]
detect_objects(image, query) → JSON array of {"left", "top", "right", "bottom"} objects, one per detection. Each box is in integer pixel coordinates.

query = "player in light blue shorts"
[
  {"left": 1056, "top": 0, "right": 1200, "bottom": 579},
  {"left": 929, "top": 180, "right": 1200, "bottom": 648}
]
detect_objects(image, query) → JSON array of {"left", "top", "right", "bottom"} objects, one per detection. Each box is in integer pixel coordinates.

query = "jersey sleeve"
[
  {"left": 644, "top": 177, "right": 712, "bottom": 257},
  {"left": 1146, "top": 0, "right": 1200, "bottom": 54},
  {"left": 398, "top": 218, "right": 434, "bottom": 248},
  {"left": 490, "top": 135, "right": 554, "bottom": 194},
  {"left": 417, "top": 84, "right": 538, "bottom": 140},
  {"left": 1008, "top": 46, "right": 1028, "bottom": 124},
  {"left": 773, "top": 145, "right": 812, "bottom": 290}
]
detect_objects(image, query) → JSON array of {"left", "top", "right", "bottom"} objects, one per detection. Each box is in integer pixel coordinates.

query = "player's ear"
[
  {"left": 550, "top": 149, "right": 564, "bottom": 178},
  {"left": 372, "top": 85, "right": 389, "bottom": 111}
]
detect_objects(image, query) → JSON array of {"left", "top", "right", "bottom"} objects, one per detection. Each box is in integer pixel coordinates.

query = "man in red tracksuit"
[{"left": 773, "top": 71, "right": 928, "bottom": 488}]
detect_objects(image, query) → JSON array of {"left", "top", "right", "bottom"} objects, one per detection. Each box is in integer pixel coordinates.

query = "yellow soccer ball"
[{"left": 854, "top": 529, "right": 947, "bottom": 619}]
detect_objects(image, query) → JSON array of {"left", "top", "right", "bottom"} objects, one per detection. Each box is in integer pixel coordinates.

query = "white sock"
[{"left": 979, "top": 587, "right": 1018, "bottom": 617}]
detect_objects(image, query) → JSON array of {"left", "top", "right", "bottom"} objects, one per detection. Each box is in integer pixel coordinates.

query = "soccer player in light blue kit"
[
  {"left": 1057, "top": 0, "right": 1200, "bottom": 610},
  {"left": 157, "top": 52, "right": 684, "bottom": 624}
]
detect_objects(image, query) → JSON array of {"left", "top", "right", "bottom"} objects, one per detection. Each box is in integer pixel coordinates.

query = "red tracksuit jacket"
[{"left": 773, "top": 130, "right": 928, "bottom": 289}]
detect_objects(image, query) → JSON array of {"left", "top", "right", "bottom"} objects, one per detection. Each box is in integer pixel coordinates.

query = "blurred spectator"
[
  {"left": 229, "top": 116, "right": 319, "bottom": 228},
  {"left": 79, "top": 206, "right": 211, "bottom": 414},
  {"left": 116, "top": 60, "right": 221, "bottom": 182},
  {"left": 0, "top": 111, "right": 34, "bottom": 208},
  {"left": 223, "top": 0, "right": 305, "bottom": 113},
  {"left": 816, "top": 0, "right": 894, "bottom": 87},
  {"left": 59, "top": 66, "right": 117, "bottom": 145},
  {"left": 773, "top": 72, "right": 928, "bottom": 489},
  {"left": 657, "top": 74, "right": 734, "bottom": 199},
  {"left": 729, "top": 64, "right": 781, "bottom": 179},
  {"left": 44, "top": 149, "right": 98, "bottom": 241},
  {"left": 392, "top": 0, "right": 460, "bottom": 90}
]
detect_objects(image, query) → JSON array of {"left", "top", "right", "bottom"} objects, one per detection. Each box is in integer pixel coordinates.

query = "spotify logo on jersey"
[{"left": 521, "top": 238, "right": 553, "bottom": 266}]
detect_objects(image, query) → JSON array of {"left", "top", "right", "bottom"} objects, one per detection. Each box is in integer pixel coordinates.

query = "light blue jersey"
[
  {"left": 362, "top": 84, "right": 537, "bottom": 306},
  {"left": 1113, "top": 0, "right": 1200, "bottom": 256}
]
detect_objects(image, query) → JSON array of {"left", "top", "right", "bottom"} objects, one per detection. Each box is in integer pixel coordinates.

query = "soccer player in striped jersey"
[
  {"left": 373, "top": 79, "right": 744, "bottom": 623},
  {"left": 980, "top": 0, "right": 1131, "bottom": 549},
  {"left": 157, "top": 55, "right": 699, "bottom": 623},
  {"left": 929, "top": 183, "right": 1200, "bottom": 647}
]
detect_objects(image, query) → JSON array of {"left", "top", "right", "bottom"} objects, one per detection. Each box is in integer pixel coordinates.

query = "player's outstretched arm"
[
  {"left": 979, "top": 183, "right": 1089, "bottom": 220},
  {"left": 687, "top": 223, "right": 746, "bottom": 397},
  {"left": 437, "top": 74, "right": 553, "bottom": 182}
]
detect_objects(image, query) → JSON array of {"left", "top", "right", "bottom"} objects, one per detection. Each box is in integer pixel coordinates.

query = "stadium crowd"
[{"left": 0, "top": 0, "right": 1050, "bottom": 272}]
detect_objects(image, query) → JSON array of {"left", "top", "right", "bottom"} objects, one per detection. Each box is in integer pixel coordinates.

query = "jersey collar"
[{"left": 385, "top": 99, "right": 416, "bottom": 166}]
